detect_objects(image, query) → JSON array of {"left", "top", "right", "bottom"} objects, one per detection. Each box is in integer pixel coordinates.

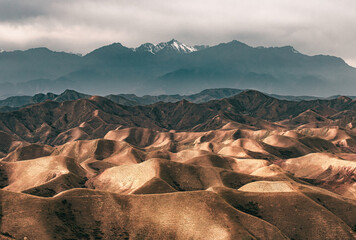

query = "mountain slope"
[{"left": 0, "top": 48, "right": 81, "bottom": 83}]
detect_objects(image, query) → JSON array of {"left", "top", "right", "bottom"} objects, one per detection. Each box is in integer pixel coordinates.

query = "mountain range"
[
  {"left": 1, "top": 39, "right": 356, "bottom": 239},
  {"left": 1, "top": 39, "right": 356, "bottom": 98},
  {"left": 1, "top": 88, "right": 356, "bottom": 112},
  {"left": 0, "top": 88, "right": 241, "bottom": 110},
  {"left": 0, "top": 88, "right": 355, "bottom": 239},
  {"left": 0, "top": 89, "right": 355, "bottom": 146}
]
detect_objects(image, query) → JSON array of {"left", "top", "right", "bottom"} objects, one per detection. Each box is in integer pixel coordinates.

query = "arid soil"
[{"left": 0, "top": 90, "right": 355, "bottom": 239}]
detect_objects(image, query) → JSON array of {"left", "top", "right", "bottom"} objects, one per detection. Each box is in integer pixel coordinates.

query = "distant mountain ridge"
[
  {"left": 0, "top": 88, "right": 242, "bottom": 110},
  {"left": 1, "top": 88, "right": 356, "bottom": 112},
  {"left": 0, "top": 40, "right": 356, "bottom": 97},
  {"left": 0, "top": 90, "right": 90, "bottom": 109},
  {"left": 0, "top": 89, "right": 355, "bottom": 145},
  {"left": 115, "top": 88, "right": 243, "bottom": 105}
]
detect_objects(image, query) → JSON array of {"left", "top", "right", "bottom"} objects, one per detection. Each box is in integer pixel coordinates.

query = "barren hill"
[{"left": 0, "top": 90, "right": 355, "bottom": 239}]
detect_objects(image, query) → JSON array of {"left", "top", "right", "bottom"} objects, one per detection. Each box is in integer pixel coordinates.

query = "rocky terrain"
[{"left": 0, "top": 90, "right": 355, "bottom": 239}]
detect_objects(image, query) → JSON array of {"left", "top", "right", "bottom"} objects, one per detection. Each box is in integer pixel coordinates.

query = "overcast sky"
[{"left": 0, "top": 0, "right": 355, "bottom": 67}]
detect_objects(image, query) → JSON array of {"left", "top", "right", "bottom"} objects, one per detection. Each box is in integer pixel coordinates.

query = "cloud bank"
[{"left": 0, "top": 0, "right": 355, "bottom": 66}]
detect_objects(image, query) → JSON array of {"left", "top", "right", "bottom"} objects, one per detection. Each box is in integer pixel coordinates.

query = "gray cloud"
[
  {"left": 0, "top": 0, "right": 52, "bottom": 21},
  {"left": 0, "top": 0, "right": 355, "bottom": 66}
]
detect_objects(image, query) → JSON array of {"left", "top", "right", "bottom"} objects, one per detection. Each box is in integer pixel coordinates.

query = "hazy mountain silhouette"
[{"left": 0, "top": 40, "right": 355, "bottom": 98}]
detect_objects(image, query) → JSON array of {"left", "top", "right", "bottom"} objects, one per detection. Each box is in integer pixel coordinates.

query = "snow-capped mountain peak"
[
  {"left": 0, "top": 48, "right": 4, "bottom": 53},
  {"left": 135, "top": 39, "right": 197, "bottom": 54},
  {"left": 166, "top": 39, "right": 197, "bottom": 53}
]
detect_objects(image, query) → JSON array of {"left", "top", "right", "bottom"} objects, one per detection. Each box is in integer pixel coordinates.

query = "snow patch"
[
  {"left": 291, "top": 47, "right": 299, "bottom": 54},
  {"left": 135, "top": 39, "right": 197, "bottom": 54}
]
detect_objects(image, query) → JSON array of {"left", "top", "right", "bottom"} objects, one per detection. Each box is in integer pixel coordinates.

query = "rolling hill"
[{"left": 0, "top": 89, "right": 355, "bottom": 239}]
